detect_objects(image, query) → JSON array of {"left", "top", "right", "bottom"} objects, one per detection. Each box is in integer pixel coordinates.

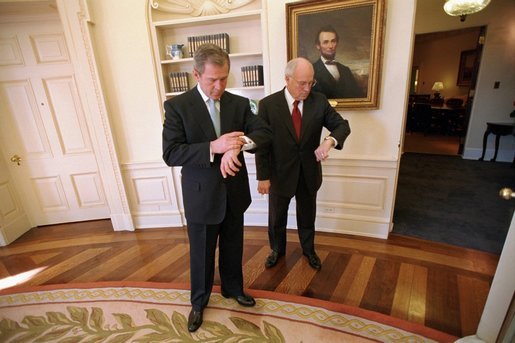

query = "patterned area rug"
[{"left": 0, "top": 282, "right": 456, "bottom": 342}]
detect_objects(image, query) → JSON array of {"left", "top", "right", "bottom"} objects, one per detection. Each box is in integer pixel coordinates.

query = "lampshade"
[
  {"left": 432, "top": 82, "right": 444, "bottom": 91},
  {"left": 443, "top": 0, "right": 491, "bottom": 17}
]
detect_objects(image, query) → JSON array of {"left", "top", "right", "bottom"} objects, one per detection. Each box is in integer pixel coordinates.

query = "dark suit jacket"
[
  {"left": 162, "top": 87, "right": 271, "bottom": 224},
  {"left": 255, "top": 89, "right": 350, "bottom": 197},
  {"left": 312, "top": 58, "right": 364, "bottom": 99}
]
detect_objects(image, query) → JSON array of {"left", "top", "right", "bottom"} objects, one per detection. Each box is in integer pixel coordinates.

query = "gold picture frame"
[
  {"left": 287, "top": 0, "right": 386, "bottom": 110},
  {"left": 457, "top": 49, "right": 476, "bottom": 87}
]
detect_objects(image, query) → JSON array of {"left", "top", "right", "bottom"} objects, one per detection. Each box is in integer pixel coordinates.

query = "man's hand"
[
  {"left": 211, "top": 131, "right": 245, "bottom": 154},
  {"left": 314, "top": 138, "right": 334, "bottom": 162},
  {"left": 220, "top": 148, "right": 242, "bottom": 178},
  {"left": 257, "top": 180, "right": 271, "bottom": 195}
]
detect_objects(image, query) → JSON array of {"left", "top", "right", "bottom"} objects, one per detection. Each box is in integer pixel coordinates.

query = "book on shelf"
[
  {"left": 241, "top": 65, "right": 264, "bottom": 87},
  {"left": 187, "top": 33, "right": 230, "bottom": 57},
  {"left": 169, "top": 72, "right": 189, "bottom": 93}
]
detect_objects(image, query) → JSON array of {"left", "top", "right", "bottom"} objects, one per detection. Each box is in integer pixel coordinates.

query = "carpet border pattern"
[{"left": 0, "top": 281, "right": 457, "bottom": 342}]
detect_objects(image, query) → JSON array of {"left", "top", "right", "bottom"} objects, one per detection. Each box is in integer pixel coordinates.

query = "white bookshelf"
[{"left": 148, "top": 0, "right": 269, "bottom": 106}]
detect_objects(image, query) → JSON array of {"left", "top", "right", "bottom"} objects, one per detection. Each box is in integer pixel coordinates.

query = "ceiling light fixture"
[{"left": 443, "top": 0, "right": 491, "bottom": 22}]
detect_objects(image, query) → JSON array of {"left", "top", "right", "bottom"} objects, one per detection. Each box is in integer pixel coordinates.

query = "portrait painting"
[{"left": 287, "top": 0, "right": 385, "bottom": 110}]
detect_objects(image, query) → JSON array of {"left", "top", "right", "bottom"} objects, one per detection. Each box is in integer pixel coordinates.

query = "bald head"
[
  {"left": 285, "top": 58, "right": 315, "bottom": 101},
  {"left": 285, "top": 57, "right": 314, "bottom": 78}
]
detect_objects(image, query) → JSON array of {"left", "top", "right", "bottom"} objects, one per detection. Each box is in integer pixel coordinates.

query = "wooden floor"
[
  {"left": 0, "top": 220, "right": 499, "bottom": 338},
  {"left": 403, "top": 132, "right": 461, "bottom": 156}
]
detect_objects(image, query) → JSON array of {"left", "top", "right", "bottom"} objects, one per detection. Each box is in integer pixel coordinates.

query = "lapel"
[
  {"left": 219, "top": 92, "right": 234, "bottom": 135},
  {"left": 300, "top": 95, "right": 315, "bottom": 141},
  {"left": 189, "top": 88, "right": 217, "bottom": 139},
  {"left": 275, "top": 91, "right": 315, "bottom": 144},
  {"left": 322, "top": 64, "right": 338, "bottom": 85},
  {"left": 275, "top": 92, "right": 298, "bottom": 143}
]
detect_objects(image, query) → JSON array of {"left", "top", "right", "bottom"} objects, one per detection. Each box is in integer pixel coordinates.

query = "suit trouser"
[
  {"left": 268, "top": 168, "right": 317, "bottom": 256},
  {"left": 187, "top": 205, "right": 244, "bottom": 311}
]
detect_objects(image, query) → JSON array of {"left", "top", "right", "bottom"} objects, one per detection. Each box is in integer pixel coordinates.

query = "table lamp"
[{"left": 432, "top": 82, "right": 444, "bottom": 99}]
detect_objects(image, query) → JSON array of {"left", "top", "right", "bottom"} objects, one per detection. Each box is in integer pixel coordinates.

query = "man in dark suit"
[
  {"left": 256, "top": 57, "right": 351, "bottom": 271},
  {"left": 162, "top": 44, "right": 271, "bottom": 332},
  {"left": 312, "top": 25, "right": 364, "bottom": 99}
]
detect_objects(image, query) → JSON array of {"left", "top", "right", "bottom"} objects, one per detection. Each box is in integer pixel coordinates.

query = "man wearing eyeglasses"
[
  {"left": 255, "top": 57, "right": 351, "bottom": 271},
  {"left": 312, "top": 25, "right": 364, "bottom": 99}
]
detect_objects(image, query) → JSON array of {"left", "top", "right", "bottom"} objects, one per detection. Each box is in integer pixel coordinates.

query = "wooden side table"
[{"left": 478, "top": 122, "right": 515, "bottom": 162}]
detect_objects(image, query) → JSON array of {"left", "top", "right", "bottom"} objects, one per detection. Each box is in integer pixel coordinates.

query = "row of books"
[
  {"left": 187, "top": 33, "right": 230, "bottom": 57},
  {"left": 168, "top": 72, "right": 189, "bottom": 93},
  {"left": 169, "top": 65, "right": 264, "bottom": 93},
  {"left": 241, "top": 65, "right": 264, "bottom": 87}
]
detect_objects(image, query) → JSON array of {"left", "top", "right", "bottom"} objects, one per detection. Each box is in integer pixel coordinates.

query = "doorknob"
[
  {"left": 499, "top": 188, "right": 515, "bottom": 200},
  {"left": 10, "top": 154, "right": 21, "bottom": 166}
]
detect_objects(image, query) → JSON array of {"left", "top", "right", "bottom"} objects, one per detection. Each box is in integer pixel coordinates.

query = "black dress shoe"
[
  {"left": 187, "top": 309, "right": 203, "bottom": 332},
  {"left": 221, "top": 291, "right": 256, "bottom": 307},
  {"left": 264, "top": 251, "right": 283, "bottom": 268},
  {"left": 305, "top": 253, "right": 322, "bottom": 270}
]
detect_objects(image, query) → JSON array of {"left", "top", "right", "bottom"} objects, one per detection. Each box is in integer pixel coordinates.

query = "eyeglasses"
[{"left": 290, "top": 77, "right": 317, "bottom": 88}]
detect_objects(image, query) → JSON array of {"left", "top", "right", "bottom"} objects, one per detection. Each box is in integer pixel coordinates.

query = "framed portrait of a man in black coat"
[{"left": 287, "top": 0, "right": 385, "bottom": 110}]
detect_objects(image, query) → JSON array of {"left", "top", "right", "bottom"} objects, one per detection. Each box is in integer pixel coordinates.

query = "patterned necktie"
[
  {"left": 208, "top": 98, "right": 220, "bottom": 137},
  {"left": 292, "top": 100, "right": 301, "bottom": 140}
]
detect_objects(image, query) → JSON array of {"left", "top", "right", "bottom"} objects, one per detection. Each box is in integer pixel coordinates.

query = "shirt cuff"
[
  {"left": 240, "top": 135, "right": 256, "bottom": 151},
  {"left": 325, "top": 136, "right": 338, "bottom": 147}
]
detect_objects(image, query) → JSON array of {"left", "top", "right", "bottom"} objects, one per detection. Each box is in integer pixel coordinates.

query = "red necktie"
[{"left": 292, "top": 100, "right": 301, "bottom": 140}]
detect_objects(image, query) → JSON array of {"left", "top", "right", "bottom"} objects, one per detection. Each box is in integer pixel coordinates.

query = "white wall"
[
  {"left": 86, "top": 0, "right": 416, "bottom": 237},
  {"left": 87, "top": 0, "right": 163, "bottom": 163}
]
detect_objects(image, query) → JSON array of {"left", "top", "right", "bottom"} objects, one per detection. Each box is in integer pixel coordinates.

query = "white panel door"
[
  {"left": 0, "top": 148, "right": 31, "bottom": 245},
  {"left": 0, "top": 18, "right": 109, "bottom": 225}
]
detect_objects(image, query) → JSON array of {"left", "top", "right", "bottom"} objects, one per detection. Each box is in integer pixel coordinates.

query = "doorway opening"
[
  {"left": 393, "top": 24, "right": 515, "bottom": 255},
  {"left": 403, "top": 26, "right": 486, "bottom": 157}
]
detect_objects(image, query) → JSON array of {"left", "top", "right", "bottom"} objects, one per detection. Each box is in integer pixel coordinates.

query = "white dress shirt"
[
  {"left": 283, "top": 87, "right": 338, "bottom": 147},
  {"left": 197, "top": 85, "right": 256, "bottom": 161},
  {"left": 321, "top": 56, "right": 340, "bottom": 81}
]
